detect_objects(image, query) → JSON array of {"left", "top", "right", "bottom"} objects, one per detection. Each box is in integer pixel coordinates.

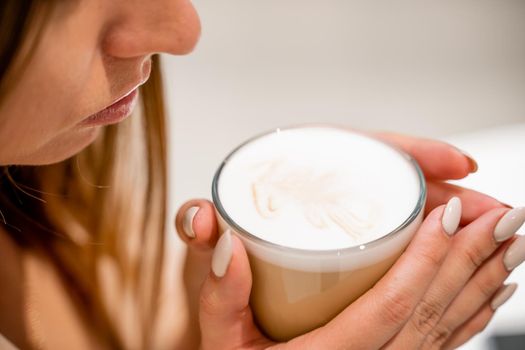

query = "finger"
[
  {"left": 442, "top": 283, "right": 518, "bottom": 350},
  {"left": 425, "top": 181, "right": 508, "bottom": 225},
  {"left": 373, "top": 132, "right": 476, "bottom": 180},
  {"left": 176, "top": 199, "right": 221, "bottom": 345},
  {"left": 428, "top": 233, "right": 525, "bottom": 348},
  {"left": 389, "top": 207, "right": 513, "bottom": 349},
  {"left": 443, "top": 303, "right": 494, "bottom": 350},
  {"left": 426, "top": 236, "right": 517, "bottom": 347},
  {"left": 199, "top": 231, "right": 274, "bottom": 350},
  {"left": 175, "top": 199, "right": 219, "bottom": 250},
  {"left": 299, "top": 201, "right": 457, "bottom": 349}
]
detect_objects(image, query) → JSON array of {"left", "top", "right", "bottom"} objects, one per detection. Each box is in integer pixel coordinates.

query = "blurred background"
[{"left": 163, "top": 1, "right": 525, "bottom": 349}]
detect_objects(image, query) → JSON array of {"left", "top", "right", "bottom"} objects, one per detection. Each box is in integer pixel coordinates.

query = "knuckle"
[
  {"left": 473, "top": 276, "right": 499, "bottom": 300},
  {"left": 199, "top": 287, "right": 222, "bottom": 317},
  {"left": 462, "top": 243, "right": 486, "bottom": 271},
  {"left": 381, "top": 288, "right": 414, "bottom": 326},
  {"left": 425, "top": 324, "right": 453, "bottom": 349},
  {"left": 418, "top": 247, "right": 446, "bottom": 269},
  {"left": 411, "top": 299, "right": 445, "bottom": 337}
]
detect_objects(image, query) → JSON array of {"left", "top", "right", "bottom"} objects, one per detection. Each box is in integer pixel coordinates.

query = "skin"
[
  {"left": 0, "top": 0, "right": 516, "bottom": 349},
  {"left": 0, "top": 0, "right": 200, "bottom": 165},
  {"left": 176, "top": 135, "right": 517, "bottom": 349}
]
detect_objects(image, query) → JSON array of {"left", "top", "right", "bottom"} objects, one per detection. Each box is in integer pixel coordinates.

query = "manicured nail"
[
  {"left": 494, "top": 207, "right": 525, "bottom": 242},
  {"left": 456, "top": 148, "right": 478, "bottom": 173},
  {"left": 212, "top": 230, "right": 233, "bottom": 278},
  {"left": 504, "top": 235, "right": 525, "bottom": 271},
  {"left": 491, "top": 283, "right": 518, "bottom": 310},
  {"left": 182, "top": 206, "right": 199, "bottom": 238},
  {"left": 442, "top": 197, "right": 462, "bottom": 235}
]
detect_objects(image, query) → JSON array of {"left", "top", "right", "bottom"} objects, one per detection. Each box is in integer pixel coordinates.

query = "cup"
[{"left": 211, "top": 125, "right": 426, "bottom": 341}]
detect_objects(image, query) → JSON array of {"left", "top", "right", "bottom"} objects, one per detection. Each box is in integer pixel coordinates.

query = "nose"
[{"left": 102, "top": 0, "right": 201, "bottom": 58}]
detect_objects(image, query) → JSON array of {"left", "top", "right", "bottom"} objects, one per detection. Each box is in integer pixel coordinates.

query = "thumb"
[
  {"left": 175, "top": 199, "right": 219, "bottom": 251},
  {"left": 199, "top": 230, "right": 273, "bottom": 350}
]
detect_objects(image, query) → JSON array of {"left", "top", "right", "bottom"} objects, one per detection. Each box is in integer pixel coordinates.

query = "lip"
[{"left": 79, "top": 88, "right": 139, "bottom": 127}]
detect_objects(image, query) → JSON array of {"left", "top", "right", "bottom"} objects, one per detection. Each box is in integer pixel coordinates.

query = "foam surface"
[{"left": 217, "top": 127, "right": 421, "bottom": 250}]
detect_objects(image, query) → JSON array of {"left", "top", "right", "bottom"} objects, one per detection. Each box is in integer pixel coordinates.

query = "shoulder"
[
  {"left": 0, "top": 225, "right": 28, "bottom": 349},
  {"left": 0, "top": 226, "right": 107, "bottom": 350},
  {"left": 0, "top": 225, "right": 22, "bottom": 278}
]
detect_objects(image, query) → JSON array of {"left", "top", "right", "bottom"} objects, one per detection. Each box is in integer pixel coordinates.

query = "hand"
[
  {"left": 371, "top": 131, "right": 504, "bottom": 223},
  {"left": 175, "top": 134, "right": 523, "bottom": 349}
]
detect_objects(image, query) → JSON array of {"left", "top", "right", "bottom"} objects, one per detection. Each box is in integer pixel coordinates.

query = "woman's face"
[{"left": 0, "top": 0, "right": 200, "bottom": 165}]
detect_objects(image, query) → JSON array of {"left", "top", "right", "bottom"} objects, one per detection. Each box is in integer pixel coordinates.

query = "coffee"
[{"left": 212, "top": 126, "right": 425, "bottom": 341}]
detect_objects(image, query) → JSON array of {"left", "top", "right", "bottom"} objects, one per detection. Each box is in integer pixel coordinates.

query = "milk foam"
[{"left": 217, "top": 127, "right": 421, "bottom": 250}]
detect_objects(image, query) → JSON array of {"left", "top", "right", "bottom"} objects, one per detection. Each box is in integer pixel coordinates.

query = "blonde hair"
[{"left": 0, "top": 3, "right": 168, "bottom": 347}]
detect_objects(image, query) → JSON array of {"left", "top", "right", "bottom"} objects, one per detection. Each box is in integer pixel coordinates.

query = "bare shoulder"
[
  {"left": 0, "top": 225, "right": 107, "bottom": 350},
  {"left": 0, "top": 225, "right": 28, "bottom": 348},
  {"left": 0, "top": 225, "right": 22, "bottom": 274}
]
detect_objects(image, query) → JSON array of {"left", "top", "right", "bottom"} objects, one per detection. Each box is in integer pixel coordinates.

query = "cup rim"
[{"left": 211, "top": 123, "right": 427, "bottom": 255}]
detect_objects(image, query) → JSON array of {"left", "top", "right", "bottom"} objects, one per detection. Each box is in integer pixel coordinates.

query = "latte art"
[
  {"left": 251, "top": 159, "right": 376, "bottom": 239},
  {"left": 217, "top": 126, "right": 420, "bottom": 250}
]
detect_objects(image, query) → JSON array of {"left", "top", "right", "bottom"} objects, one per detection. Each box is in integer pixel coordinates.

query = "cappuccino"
[{"left": 212, "top": 126, "right": 425, "bottom": 341}]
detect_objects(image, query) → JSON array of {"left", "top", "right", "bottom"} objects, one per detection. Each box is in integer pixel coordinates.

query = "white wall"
[{"left": 164, "top": 0, "right": 525, "bottom": 205}]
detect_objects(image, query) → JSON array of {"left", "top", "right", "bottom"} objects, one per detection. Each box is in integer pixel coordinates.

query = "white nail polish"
[
  {"left": 212, "top": 230, "right": 233, "bottom": 278},
  {"left": 491, "top": 283, "right": 518, "bottom": 310},
  {"left": 182, "top": 206, "right": 199, "bottom": 238},
  {"left": 503, "top": 235, "right": 525, "bottom": 271},
  {"left": 494, "top": 207, "right": 525, "bottom": 243},
  {"left": 442, "top": 197, "right": 462, "bottom": 236}
]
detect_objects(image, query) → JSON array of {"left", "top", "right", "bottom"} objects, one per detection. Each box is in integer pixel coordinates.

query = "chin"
[{"left": 13, "top": 126, "right": 102, "bottom": 166}]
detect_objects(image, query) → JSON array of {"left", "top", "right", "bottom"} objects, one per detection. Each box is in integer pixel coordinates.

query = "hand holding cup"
[{"left": 175, "top": 131, "right": 523, "bottom": 349}]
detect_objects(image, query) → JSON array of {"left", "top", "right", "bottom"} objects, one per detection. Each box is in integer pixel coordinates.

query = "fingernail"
[
  {"left": 494, "top": 207, "right": 525, "bottom": 242},
  {"left": 442, "top": 197, "right": 462, "bottom": 236},
  {"left": 504, "top": 235, "right": 525, "bottom": 271},
  {"left": 182, "top": 206, "right": 199, "bottom": 238},
  {"left": 491, "top": 283, "right": 518, "bottom": 310},
  {"left": 212, "top": 230, "right": 233, "bottom": 278},
  {"left": 456, "top": 148, "right": 478, "bottom": 173}
]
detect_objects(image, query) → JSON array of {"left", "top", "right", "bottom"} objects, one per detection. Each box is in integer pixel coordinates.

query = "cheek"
[
  {"left": 0, "top": 72, "right": 86, "bottom": 163},
  {"left": 0, "top": 44, "right": 103, "bottom": 165},
  {"left": 0, "top": 5, "right": 110, "bottom": 165}
]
